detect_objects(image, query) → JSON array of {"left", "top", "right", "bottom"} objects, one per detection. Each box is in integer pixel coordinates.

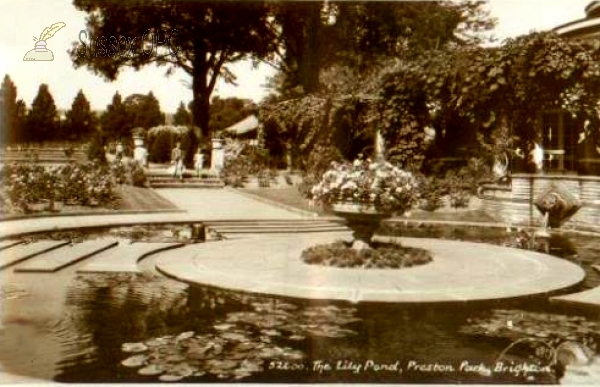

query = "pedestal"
[
  {"left": 332, "top": 202, "right": 391, "bottom": 248},
  {"left": 132, "top": 136, "right": 147, "bottom": 167},
  {"left": 211, "top": 138, "right": 225, "bottom": 174}
]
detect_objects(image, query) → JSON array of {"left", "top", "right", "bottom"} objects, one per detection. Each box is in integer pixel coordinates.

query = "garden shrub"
[
  {"left": 0, "top": 160, "right": 147, "bottom": 213},
  {"left": 298, "top": 144, "right": 343, "bottom": 198},
  {"left": 220, "top": 141, "right": 269, "bottom": 187},
  {"left": 417, "top": 175, "right": 444, "bottom": 212}
]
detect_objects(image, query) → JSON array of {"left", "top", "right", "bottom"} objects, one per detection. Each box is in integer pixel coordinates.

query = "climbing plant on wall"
[{"left": 376, "top": 31, "right": 600, "bottom": 169}]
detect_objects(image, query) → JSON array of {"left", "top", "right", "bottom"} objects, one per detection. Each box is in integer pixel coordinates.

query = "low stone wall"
[{"left": 481, "top": 174, "right": 600, "bottom": 232}]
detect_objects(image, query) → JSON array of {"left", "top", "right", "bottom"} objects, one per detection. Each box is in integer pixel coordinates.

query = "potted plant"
[{"left": 311, "top": 157, "right": 419, "bottom": 247}]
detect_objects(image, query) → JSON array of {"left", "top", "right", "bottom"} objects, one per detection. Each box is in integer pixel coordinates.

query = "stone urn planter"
[
  {"left": 49, "top": 200, "right": 64, "bottom": 212},
  {"left": 26, "top": 201, "right": 50, "bottom": 213},
  {"left": 332, "top": 202, "right": 392, "bottom": 248}
]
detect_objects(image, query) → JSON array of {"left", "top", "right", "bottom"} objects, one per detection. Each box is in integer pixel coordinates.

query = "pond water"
[{"left": 1, "top": 228, "right": 600, "bottom": 384}]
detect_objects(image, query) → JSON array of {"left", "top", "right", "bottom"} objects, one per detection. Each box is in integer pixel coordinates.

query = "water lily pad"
[
  {"left": 159, "top": 374, "right": 183, "bottom": 382},
  {"left": 165, "top": 363, "right": 195, "bottom": 377},
  {"left": 138, "top": 364, "right": 164, "bottom": 376},
  {"left": 122, "top": 342, "right": 149, "bottom": 353},
  {"left": 220, "top": 332, "right": 248, "bottom": 342},
  {"left": 257, "top": 347, "right": 285, "bottom": 359},
  {"left": 226, "top": 352, "right": 249, "bottom": 360},
  {"left": 121, "top": 354, "right": 148, "bottom": 368},
  {"left": 239, "top": 359, "right": 263, "bottom": 372},
  {"left": 282, "top": 349, "right": 305, "bottom": 360},
  {"left": 206, "top": 359, "right": 239, "bottom": 372},
  {"left": 261, "top": 329, "right": 281, "bottom": 337},
  {"left": 234, "top": 342, "right": 258, "bottom": 352},
  {"left": 288, "top": 334, "right": 306, "bottom": 341},
  {"left": 146, "top": 337, "right": 171, "bottom": 347},
  {"left": 214, "top": 323, "right": 234, "bottom": 331},
  {"left": 175, "top": 331, "right": 195, "bottom": 341},
  {"left": 164, "top": 354, "right": 186, "bottom": 363},
  {"left": 232, "top": 371, "right": 252, "bottom": 380}
]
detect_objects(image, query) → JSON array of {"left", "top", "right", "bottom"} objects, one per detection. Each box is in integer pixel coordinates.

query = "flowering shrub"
[
  {"left": 1, "top": 162, "right": 118, "bottom": 212},
  {"left": 221, "top": 141, "right": 269, "bottom": 187},
  {"left": 310, "top": 157, "right": 419, "bottom": 214}
]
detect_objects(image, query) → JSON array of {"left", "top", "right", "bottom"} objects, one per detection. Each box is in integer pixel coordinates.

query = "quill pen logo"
[{"left": 23, "top": 22, "right": 66, "bottom": 61}]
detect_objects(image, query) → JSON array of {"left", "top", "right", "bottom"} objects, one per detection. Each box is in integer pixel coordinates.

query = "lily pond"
[{"left": 2, "top": 226, "right": 600, "bottom": 384}]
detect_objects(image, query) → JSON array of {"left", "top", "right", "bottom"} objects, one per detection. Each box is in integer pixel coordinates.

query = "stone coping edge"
[
  {"left": 0, "top": 208, "right": 186, "bottom": 222},
  {"left": 155, "top": 235, "right": 585, "bottom": 304}
]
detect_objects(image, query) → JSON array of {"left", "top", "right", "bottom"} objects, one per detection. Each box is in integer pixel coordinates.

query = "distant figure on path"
[
  {"left": 115, "top": 141, "right": 124, "bottom": 163},
  {"left": 193, "top": 148, "right": 204, "bottom": 177},
  {"left": 171, "top": 142, "right": 184, "bottom": 180}
]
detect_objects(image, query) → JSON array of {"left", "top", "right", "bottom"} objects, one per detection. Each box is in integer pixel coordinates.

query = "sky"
[{"left": 0, "top": 0, "right": 593, "bottom": 114}]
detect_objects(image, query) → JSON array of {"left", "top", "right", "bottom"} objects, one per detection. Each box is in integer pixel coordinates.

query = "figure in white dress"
[
  {"left": 193, "top": 148, "right": 204, "bottom": 177},
  {"left": 170, "top": 142, "right": 184, "bottom": 180}
]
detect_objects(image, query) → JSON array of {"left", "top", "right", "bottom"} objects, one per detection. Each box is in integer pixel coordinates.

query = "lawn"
[
  {"left": 113, "top": 185, "right": 179, "bottom": 211},
  {"left": 241, "top": 187, "right": 498, "bottom": 223}
]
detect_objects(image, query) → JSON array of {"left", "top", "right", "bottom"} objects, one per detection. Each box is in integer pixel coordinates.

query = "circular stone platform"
[{"left": 155, "top": 232, "right": 585, "bottom": 304}]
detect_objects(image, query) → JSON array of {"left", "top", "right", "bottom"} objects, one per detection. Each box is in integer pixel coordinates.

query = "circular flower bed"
[{"left": 301, "top": 241, "right": 432, "bottom": 269}]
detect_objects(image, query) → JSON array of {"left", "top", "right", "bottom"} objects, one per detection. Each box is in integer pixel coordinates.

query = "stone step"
[
  {"left": 204, "top": 219, "right": 339, "bottom": 226},
  {"left": 149, "top": 175, "right": 221, "bottom": 180},
  {"left": 149, "top": 183, "right": 225, "bottom": 189},
  {"left": 78, "top": 242, "right": 184, "bottom": 273},
  {"left": 0, "top": 239, "right": 23, "bottom": 251},
  {"left": 0, "top": 240, "right": 70, "bottom": 270},
  {"left": 14, "top": 239, "right": 118, "bottom": 273},
  {"left": 210, "top": 224, "right": 348, "bottom": 235},
  {"left": 209, "top": 223, "right": 346, "bottom": 230},
  {"left": 214, "top": 227, "right": 349, "bottom": 234}
]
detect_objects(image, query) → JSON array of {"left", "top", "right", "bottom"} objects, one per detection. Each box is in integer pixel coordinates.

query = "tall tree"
[
  {"left": 26, "top": 84, "right": 58, "bottom": 142},
  {"left": 173, "top": 101, "right": 192, "bottom": 126},
  {"left": 100, "top": 92, "right": 131, "bottom": 141},
  {"left": 123, "top": 92, "right": 164, "bottom": 130},
  {"left": 267, "top": 1, "right": 495, "bottom": 96},
  {"left": 64, "top": 90, "right": 97, "bottom": 141},
  {"left": 209, "top": 96, "right": 254, "bottom": 132},
  {"left": 71, "top": 0, "right": 276, "bottom": 139},
  {"left": 0, "top": 75, "right": 18, "bottom": 146},
  {"left": 14, "top": 99, "right": 27, "bottom": 144}
]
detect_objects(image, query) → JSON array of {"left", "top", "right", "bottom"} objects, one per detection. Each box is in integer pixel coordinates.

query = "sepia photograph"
[{"left": 1, "top": 0, "right": 600, "bottom": 384}]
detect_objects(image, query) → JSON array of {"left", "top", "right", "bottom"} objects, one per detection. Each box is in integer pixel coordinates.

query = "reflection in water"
[{"left": 0, "top": 231, "right": 599, "bottom": 383}]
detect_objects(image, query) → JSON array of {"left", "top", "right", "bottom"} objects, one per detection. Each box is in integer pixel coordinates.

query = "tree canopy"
[
  {"left": 71, "top": 0, "right": 277, "bottom": 139},
  {"left": 63, "top": 90, "right": 97, "bottom": 142},
  {"left": 100, "top": 92, "right": 130, "bottom": 141},
  {"left": 26, "top": 84, "right": 58, "bottom": 143},
  {"left": 123, "top": 92, "right": 164, "bottom": 130},
  {"left": 0, "top": 75, "right": 19, "bottom": 145},
  {"left": 209, "top": 96, "right": 255, "bottom": 133},
  {"left": 265, "top": 1, "right": 495, "bottom": 98}
]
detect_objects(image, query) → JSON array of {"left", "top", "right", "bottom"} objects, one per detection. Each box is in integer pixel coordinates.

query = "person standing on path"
[
  {"left": 171, "top": 142, "right": 183, "bottom": 180},
  {"left": 193, "top": 147, "right": 204, "bottom": 177}
]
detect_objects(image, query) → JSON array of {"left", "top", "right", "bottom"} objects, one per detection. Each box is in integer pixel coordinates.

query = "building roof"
[
  {"left": 224, "top": 115, "right": 259, "bottom": 135},
  {"left": 554, "top": 1, "right": 600, "bottom": 39}
]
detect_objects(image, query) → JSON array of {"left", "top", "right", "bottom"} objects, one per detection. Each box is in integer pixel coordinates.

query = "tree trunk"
[
  {"left": 191, "top": 71, "right": 211, "bottom": 141},
  {"left": 299, "top": 5, "right": 321, "bottom": 94}
]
